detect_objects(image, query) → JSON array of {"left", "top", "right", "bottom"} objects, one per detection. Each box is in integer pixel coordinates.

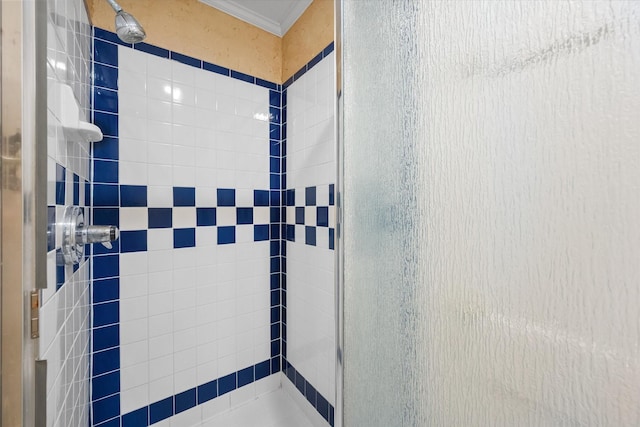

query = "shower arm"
[{"left": 105, "top": 0, "right": 123, "bottom": 13}]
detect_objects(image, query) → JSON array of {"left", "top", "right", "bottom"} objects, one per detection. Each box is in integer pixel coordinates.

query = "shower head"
[
  {"left": 105, "top": 0, "right": 146, "bottom": 44},
  {"left": 114, "top": 10, "right": 146, "bottom": 43}
]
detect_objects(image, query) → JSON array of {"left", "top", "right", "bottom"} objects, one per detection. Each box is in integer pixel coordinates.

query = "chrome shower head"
[
  {"left": 115, "top": 10, "right": 146, "bottom": 43},
  {"left": 105, "top": 0, "right": 146, "bottom": 44}
]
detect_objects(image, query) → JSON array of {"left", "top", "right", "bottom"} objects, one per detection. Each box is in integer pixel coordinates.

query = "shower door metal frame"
[
  {"left": 334, "top": 0, "right": 344, "bottom": 426},
  {"left": 1, "top": 0, "right": 48, "bottom": 425}
]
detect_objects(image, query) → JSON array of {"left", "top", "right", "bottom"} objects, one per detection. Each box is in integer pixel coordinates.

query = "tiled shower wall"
[
  {"left": 89, "top": 27, "right": 336, "bottom": 427},
  {"left": 90, "top": 30, "right": 282, "bottom": 427},
  {"left": 283, "top": 48, "right": 337, "bottom": 422},
  {"left": 42, "top": 0, "right": 92, "bottom": 425}
]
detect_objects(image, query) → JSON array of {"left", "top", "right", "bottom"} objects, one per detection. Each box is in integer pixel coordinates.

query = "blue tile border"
[
  {"left": 95, "top": 26, "right": 281, "bottom": 90},
  {"left": 256, "top": 77, "right": 278, "bottom": 90},
  {"left": 91, "top": 28, "right": 123, "bottom": 427},
  {"left": 203, "top": 61, "right": 230, "bottom": 77},
  {"left": 231, "top": 69, "right": 255, "bottom": 84},
  {"left": 284, "top": 361, "right": 335, "bottom": 426},
  {"left": 134, "top": 42, "right": 169, "bottom": 58},
  {"left": 150, "top": 397, "right": 172, "bottom": 424},
  {"left": 170, "top": 51, "right": 202, "bottom": 68}
]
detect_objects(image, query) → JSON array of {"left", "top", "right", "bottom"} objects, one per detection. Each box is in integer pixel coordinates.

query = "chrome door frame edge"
[
  {"left": 335, "top": 0, "right": 344, "bottom": 426},
  {"left": 1, "top": 0, "right": 47, "bottom": 425}
]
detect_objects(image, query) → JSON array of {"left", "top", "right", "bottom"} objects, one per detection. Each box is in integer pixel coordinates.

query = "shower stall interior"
[
  {"left": 3, "top": 0, "right": 336, "bottom": 426},
  {"left": 3, "top": 0, "right": 640, "bottom": 426}
]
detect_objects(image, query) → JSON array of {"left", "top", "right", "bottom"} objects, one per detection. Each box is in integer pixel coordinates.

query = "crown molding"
[
  {"left": 280, "top": 0, "right": 313, "bottom": 36},
  {"left": 199, "top": 0, "right": 312, "bottom": 37}
]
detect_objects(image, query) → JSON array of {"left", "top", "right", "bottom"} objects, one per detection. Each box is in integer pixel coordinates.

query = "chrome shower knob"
[{"left": 61, "top": 206, "right": 119, "bottom": 265}]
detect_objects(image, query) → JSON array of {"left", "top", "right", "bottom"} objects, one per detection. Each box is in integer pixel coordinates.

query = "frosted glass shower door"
[{"left": 339, "top": 1, "right": 640, "bottom": 426}]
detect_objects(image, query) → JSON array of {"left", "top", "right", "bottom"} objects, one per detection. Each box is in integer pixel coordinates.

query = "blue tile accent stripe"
[
  {"left": 231, "top": 69, "right": 255, "bottom": 84},
  {"left": 113, "top": 360, "right": 272, "bottom": 426},
  {"left": 269, "top": 84, "right": 283, "bottom": 382},
  {"left": 284, "top": 361, "right": 335, "bottom": 426},
  {"left": 203, "top": 61, "right": 230, "bottom": 76},
  {"left": 94, "top": 26, "right": 281, "bottom": 89},
  {"left": 134, "top": 42, "right": 169, "bottom": 58},
  {"left": 150, "top": 397, "right": 172, "bottom": 424},
  {"left": 170, "top": 51, "right": 202, "bottom": 68},
  {"left": 256, "top": 77, "right": 278, "bottom": 90},
  {"left": 92, "top": 28, "right": 123, "bottom": 427}
]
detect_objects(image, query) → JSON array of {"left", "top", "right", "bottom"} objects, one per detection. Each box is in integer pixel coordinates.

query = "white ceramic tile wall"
[
  {"left": 285, "top": 52, "right": 336, "bottom": 405},
  {"left": 117, "top": 47, "right": 270, "bottom": 191},
  {"left": 42, "top": 0, "right": 92, "bottom": 426},
  {"left": 117, "top": 47, "right": 274, "bottom": 418},
  {"left": 286, "top": 52, "right": 335, "bottom": 189},
  {"left": 40, "top": 263, "right": 92, "bottom": 427},
  {"left": 46, "top": 0, "right": 91, "bottom": 178}
]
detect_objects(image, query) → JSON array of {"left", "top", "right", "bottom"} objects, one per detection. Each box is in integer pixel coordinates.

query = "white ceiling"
[{"left": 199, "top": 0, "right": 313, "bottom": 37}]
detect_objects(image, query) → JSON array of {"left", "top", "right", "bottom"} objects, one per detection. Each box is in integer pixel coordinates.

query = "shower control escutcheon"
[{"left": 61, "top": 206, "right": 119, "bottom": 265}]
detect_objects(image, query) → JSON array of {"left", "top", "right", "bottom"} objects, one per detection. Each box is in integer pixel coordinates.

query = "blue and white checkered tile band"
[
  {"left": 284, "top": 184, "right": 335, "bottom": 250},
  {"left": 93, "top": 186, "right": 272, "bottom": 252}
]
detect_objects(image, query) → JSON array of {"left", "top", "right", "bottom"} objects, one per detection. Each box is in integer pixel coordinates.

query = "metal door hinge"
[{"left": 30, "top": 290, "right": 39, "bottom": 338}]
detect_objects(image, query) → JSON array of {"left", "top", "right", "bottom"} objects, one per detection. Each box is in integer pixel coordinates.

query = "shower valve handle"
[
  {"left": 61, "top": 206, "right": 119, "bottom": 265},
  {"left": 76, "top": 225, "right": 119, "bottom": 247}
]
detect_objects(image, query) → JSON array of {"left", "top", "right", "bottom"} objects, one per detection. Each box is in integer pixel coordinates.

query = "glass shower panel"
[{"left": 340, "top": 1, "right": 640, "bottom": 426}]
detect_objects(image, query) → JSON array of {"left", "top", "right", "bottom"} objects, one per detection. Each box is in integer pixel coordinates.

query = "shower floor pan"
[{"left": 198, "top": 387, "right": 322, "bottom": 427}]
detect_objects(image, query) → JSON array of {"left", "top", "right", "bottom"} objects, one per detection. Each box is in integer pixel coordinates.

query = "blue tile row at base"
[
  {"left": 93, "top": 358, "right": 279, "bottom": 427},
  {"left": 284, "top": 360, "right": 335, "bottom": 426}
]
